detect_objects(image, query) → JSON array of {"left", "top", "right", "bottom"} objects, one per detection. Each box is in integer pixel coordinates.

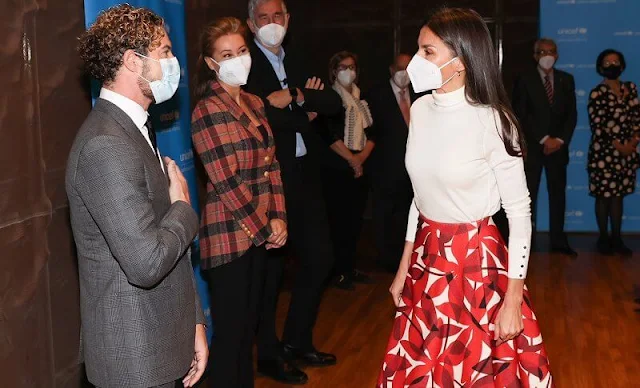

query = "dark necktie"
[
  {"left": 145, "top": 117, "right": 158, "bottom": 157},
  {"left": 544, "top": 75, "right": 553, "bottom": 104}
]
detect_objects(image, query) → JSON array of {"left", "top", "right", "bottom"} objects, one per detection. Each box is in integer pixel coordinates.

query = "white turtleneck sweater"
[{"left": 405, "top": 86, "right": 532, "bottom": 279}]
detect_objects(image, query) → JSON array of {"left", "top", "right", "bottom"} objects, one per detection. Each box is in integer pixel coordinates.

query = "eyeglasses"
[
  {"left": 603, "top": 61, "right": 621, "bottom": 67},
  {"left": 536, "top": 49, "right": 557, "bottom": 56},
  {"left": 337, "top": 64, "right": 357, "bottom": 71}
]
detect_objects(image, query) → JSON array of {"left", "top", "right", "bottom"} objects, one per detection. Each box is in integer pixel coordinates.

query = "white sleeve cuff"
[{"left": 507, "top": 236, "right": 531, "bottom": 279}]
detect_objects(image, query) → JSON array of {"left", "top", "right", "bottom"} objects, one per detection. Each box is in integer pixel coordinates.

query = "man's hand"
[
  {"left": 543, "top": 137, "right": 563, "bottom": 155},
  {"left": 165, "top": 157, "right": 190, "bottom": 205},
  {"left": 266, "top": 219, "right": 288, "bottom": 249},
  {"left": 267, "top": 89, "right": 293, "bottom": 109},
  {"left": 305, "top": 77, "right": 324, "bottom": 91},
  {"left": 182, "top": 324, "right": 208, "bottom": 387}
]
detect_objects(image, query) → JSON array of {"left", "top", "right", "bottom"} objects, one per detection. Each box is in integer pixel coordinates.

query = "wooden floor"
[{"left": 211, "top": 233, "right": 640, "bottom": 387}]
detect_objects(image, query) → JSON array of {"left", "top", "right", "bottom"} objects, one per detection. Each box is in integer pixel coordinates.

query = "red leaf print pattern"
[{"left": 377, "top": 216, "right": 554, "bottom": 388}]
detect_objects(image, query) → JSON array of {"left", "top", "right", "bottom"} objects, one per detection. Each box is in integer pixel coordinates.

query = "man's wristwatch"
[{"left": 289, "top": 87, "right": 298, "bottom": 101}]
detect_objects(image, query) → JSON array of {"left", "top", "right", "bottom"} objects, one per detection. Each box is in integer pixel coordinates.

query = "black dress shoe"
[
  {"left": 257, "top": 357, "right": 308, "bottom": 385},
  {"left": 333, "top": 274, "right": 355, "bottom": 290},
  {"left": 352, "top": 269, "right": 374, "bottom": 284},
  {"left": 596, "top": 237, "right": 613, "bottom": 255},
  {"left": 551, "top": 245, "right": 578, "bottom": 257},
  {"left": 283, "top": 343, "right": 337, "bottom": 367},
  {"left": 612, "top": 238, "right": 633, "bottom": 257}
]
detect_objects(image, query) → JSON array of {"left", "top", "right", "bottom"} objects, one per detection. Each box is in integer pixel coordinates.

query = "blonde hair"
[{"left": 193, "top": 17, "right": 248, "bottom": 102}]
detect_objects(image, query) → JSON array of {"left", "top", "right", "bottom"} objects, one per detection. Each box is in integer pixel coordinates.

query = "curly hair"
[{"left": 78, "top": 4, "right": 165, "bottom": 84}]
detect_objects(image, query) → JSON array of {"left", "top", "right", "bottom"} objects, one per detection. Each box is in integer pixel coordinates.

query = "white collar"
[
  {"left": 99, "top": 88, "right": 148, "bottom": 130},
  {"left": 390, "top": 78, "right": 408, "bottom": 95}
]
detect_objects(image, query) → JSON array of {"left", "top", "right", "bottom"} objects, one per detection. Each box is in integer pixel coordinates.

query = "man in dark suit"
[
  {"left": 512, "top": 38, "right": 578, "bottom": 255},
  {"left": 368, "top": 53, "right": 419, "bottom": 272},
  {"left": 67, "top": 5, "right": 207, "bottom": 388},
  {"left": 245, "top": 0, "right": 343, "bottom": 384}
]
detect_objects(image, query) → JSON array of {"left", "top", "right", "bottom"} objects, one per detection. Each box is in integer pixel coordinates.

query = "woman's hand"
[
  {"left": 348, "top": 154, "right": 364, "bottom": 178},
  {"left": 494, "top": 297, "right": 524, "bottom": 346},
  {"left": 614, "top": 139, "right": 638, "bottom": 156},
  {"left": 389, "top": 269, "right": 407, "bottom": 308},
  {"left": 266, "top": 219, "right": 288, "bottom": 249}
]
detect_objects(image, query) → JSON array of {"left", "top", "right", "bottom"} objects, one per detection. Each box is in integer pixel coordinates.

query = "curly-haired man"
[{"left": 66, "top": 5, "right": 208, "bottom": 388}]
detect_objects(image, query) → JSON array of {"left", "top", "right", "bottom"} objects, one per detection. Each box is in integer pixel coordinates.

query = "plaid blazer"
[{"left": 192, "top": 81, "right": 286, "bottom": 269}]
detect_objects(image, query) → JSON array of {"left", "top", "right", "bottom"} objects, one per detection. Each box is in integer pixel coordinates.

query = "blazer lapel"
[
  {"left": 210, "top": 81, "right": 265, "bottom": 145},
  {"left": 386, "top": 83, "right": 408, "bottom": 129},
  {"left": 250, "top": 41, "right": 283, "bottom": 92},
  {"left": 530, "top": 70, "right": 551, "bottom": 107},
  {"left": 551, "top": 70, "right": 562, "bottom": 109},
  {"left": 94, "top": 99, "right": 161, "bottom": 165}
]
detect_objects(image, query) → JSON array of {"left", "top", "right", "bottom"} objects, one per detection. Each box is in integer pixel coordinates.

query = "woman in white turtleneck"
[{"left": 377, "top": 8, "right": 554, "bottom": 388}]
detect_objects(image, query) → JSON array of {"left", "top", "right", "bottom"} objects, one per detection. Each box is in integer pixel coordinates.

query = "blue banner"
[
  {"left": 540, "top": 0, "right": 640, "bottom": 231},
  {"left": 83, "top": 1, "right": 212, "bottom": 341}
]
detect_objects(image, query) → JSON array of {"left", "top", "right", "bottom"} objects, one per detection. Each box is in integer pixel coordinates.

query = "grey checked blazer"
[{"left": 65, "top": 98, "right": 205, "bottom": 388}]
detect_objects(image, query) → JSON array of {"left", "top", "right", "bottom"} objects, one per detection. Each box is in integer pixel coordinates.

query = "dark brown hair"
[
  {"left": 192, "top": 17, "right": 248, "bottom": 103},
  {"left": 77, "top": 4, "right": 165, "bottom": 84},
  {"left": 426, "top": 8, "right": 526, "bottom": 157},
  {"left": 328, "top": 51, "right": 359, "bottom": 85}
]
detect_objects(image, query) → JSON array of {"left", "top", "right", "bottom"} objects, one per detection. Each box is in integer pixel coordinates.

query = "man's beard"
[{"left": 137, "top": 59, "right": 155, "bottom": 101}]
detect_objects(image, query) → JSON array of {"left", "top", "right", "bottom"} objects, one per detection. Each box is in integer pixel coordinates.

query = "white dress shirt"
[
  {"left": 404, "top": 86, "right": 532, "bottom": 279},
  {"left": 99, "top": 88, "right": 164, "bottom": 171}
]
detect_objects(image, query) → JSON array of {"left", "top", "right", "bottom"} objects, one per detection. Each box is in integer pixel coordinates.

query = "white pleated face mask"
[
  {"left": 211, "top": 54, "right": 253, "bottom": 86},
  {"left": 337, "top": 69, "right": 356, "bottom": 87},
  {"left": 406, "top": 54, "right": 458, "bottom": 93},
  {"left": 257, "top": 23, "right": 287, "bottom": 48},
  {"left": 393, "top": 70, "right": 410, "bottom": 88},
  {"left": 136, "top": 53, "right": 181, "bottom": 104}
]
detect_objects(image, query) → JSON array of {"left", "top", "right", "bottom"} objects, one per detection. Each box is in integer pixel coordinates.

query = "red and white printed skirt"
[{"left": 378, "top": 216, "right": 553, "bottom": 388}]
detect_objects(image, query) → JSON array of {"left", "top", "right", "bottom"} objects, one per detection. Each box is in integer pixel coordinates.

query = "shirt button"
[
  {"left": 264, "top": 171, "right": 270, "bottom": 177},
  {"left": 264, "top": 156, "right": 271, "bottom": 163}
]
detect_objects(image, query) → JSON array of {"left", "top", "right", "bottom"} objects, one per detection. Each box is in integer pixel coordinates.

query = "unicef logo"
[
  {"left": 558, "top": 27, "right": 588, "bottom": 35},
  {"left": 570, "top": 150, "right": 585, "bottom": 160}
]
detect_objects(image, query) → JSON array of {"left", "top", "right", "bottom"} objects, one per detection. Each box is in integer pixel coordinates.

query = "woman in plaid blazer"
[{"left": 190, "top": 17, "right": 287, "bottom": 386}]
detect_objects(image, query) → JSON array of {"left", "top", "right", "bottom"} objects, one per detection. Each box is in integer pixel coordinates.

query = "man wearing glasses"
[{"left": 512, "top": 38, "right": 578, "bottom": 256}]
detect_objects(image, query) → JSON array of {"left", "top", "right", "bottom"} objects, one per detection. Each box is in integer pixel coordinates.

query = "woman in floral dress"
[{"left": 588, "top": 48, "right": 640, "bottom": 256}]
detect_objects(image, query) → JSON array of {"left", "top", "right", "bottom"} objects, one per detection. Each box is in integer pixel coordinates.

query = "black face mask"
[{"left": 602, "top": 65, "right": 623, "bottom": 80}]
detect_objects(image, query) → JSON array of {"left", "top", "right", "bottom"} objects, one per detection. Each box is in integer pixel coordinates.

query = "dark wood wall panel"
[{"left": 184, "top": 0, "right": 539, "bottom": 96}]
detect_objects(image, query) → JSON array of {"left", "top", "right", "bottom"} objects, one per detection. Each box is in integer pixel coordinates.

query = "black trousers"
[
  {"left": 257, "top": 156, "right": 335, "bottom": 358},
  {"left": 371, "top": 175, "right": 413, "bottom": 271},
  {"left": 323, "top": 166, "right": 369, "bottom": 275},
  {"left": 205, "top": 246, "right": 266, "bottom": 388},
  {"left": 525, "top": 146, "right": 569, "bottom": 247}
]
